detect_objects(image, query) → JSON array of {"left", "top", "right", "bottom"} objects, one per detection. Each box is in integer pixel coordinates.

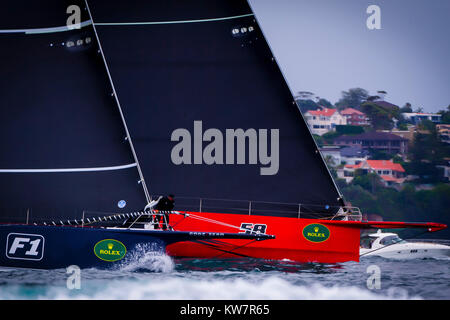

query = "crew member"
[{"left": 154, "top": 194, "right": 175, "bottom": 230}]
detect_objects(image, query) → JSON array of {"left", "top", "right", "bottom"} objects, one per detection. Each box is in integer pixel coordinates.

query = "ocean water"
[{"left": 0, "top": 248, "right": 449, "bottom": 300}]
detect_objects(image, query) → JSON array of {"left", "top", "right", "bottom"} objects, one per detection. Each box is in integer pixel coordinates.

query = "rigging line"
[
  {"left": 95, "top": 13, "right": 254, "bottom": 26},
  {"left": 0, "top": 163, "right": 137, "bottom": 173},
  {"left": 79, "top": 211, "right": 147, "bottom": 226},
  {"left": 84, "top": 0, "right": 151, "bottom": 203},
  {"left": 184, "top": 213, "right": 244, "bottom": 231},
  {"left": 212, "top": 239, "right": 259, "bottom": 259},
  {"left": 193, "top": 240, "right": 253, "bottom": 258},
  {"left": 169, "top": 215, "right": 187, "bottom": 229}
]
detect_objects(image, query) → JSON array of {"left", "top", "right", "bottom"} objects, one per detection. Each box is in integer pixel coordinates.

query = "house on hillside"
[
  {"left": 334, "top": 131, "right": 408, "bottom": 155},
  {"left": 365, "top": 91, "right": 399, "bottom": 111},
  {"left": 304, "top": 108, "right": 347, "bottom": 136},
  {"left": 371, "top": 100, "right": 399, "bottom": 110},
  {"left": 340, "top": 108, "right": 369, "bottom": 126},
  {"left": 340, "top": 145, "right": 369, "bottom": 165},
  {"left": 380, "top": 127, "right": 416, "bottom": 143},
  {"left": 402, "top": 112, "right": 442, "bottom": 125},
  {"left": 437, "top": 124, "right": 450, "bottom": 144},
  {"left": 436, "top": 160, "right": 450, "bottom": 182},
  {"left": 340, "top": 159, "right": 406, "bottom": 186},
  {"left": 319, "top": 146, "right": 341, "bottom": 166},
  {"left": 319, "top": 145, "right": 369, "bottom": 167}
]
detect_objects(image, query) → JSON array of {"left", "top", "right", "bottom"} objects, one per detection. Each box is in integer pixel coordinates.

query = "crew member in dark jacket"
[{"left": 154, "top": 194, "right": 175, "bottom": 230}]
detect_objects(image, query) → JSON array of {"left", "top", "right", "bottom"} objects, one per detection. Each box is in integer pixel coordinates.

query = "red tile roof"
[
  {"left": 340, "top": 108, "right": 364, "bottom": 115},
  {"left": 366, "top": 160, "right": 405, "bottom": 172},
  {"left": 344, "top": 163, "right": 363, "bottom": 169},
  {"left": 344, "top": 160, "right": 405, "bottom": 172},
  {"left": 307, "top": 108, "right": 337, "bottom": 117}
]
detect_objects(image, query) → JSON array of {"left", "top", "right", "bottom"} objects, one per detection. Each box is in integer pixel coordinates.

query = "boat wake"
[{"left": 16, "top": 276, "right": 421, "bottom": 300}]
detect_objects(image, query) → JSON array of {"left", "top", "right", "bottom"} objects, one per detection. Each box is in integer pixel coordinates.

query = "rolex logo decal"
[
  {"left": 302, "top": 224, "right": 330, "bottom": 243},
  {"left": 94, "top": 239, "right": 127, "bottom": 262}
]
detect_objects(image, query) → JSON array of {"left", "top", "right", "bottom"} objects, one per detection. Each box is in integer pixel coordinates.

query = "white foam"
[
  {"left": 117, "top": 243, "right": 175, "bottom": 273},
  {"left": 37, "top": 276, "right": 421, "bottom": 300}
]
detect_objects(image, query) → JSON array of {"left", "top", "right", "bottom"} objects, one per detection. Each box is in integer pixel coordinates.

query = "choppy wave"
[
  {"left": 1, "top": 255, "right": 447, "bottom": 300},
  {"left": 0, "top": 276, "right": 421, "bottom": 300}
]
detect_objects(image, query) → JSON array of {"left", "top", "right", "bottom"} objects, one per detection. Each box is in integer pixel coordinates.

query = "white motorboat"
[{"left": 360, "top": 230, "right": 450, "bottom": 259}]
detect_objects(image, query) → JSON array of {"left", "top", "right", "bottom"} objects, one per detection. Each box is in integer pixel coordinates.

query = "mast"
[{"left": 84, "top": 0, "right": 151, "bottom": 204}]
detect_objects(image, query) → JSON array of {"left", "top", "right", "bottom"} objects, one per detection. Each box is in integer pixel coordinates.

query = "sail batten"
[
  {"left": 94, "top": 14, "right": 254, "bottom": 26},
  {"left": 0, "top": 20, "right": 93, "bottom": 35},
  {"left": 0, "top": 163, "right": 137, "bottom": 173}
]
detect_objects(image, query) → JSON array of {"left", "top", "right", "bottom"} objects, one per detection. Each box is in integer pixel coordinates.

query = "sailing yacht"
[
  {"left": 0, "top": 0, "right": 274, "bottom": 270},
  {"left": 0, "top": 0, "right": 446, "bottom": 269}
]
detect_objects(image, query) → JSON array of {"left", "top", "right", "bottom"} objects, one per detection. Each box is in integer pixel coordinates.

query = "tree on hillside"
[
  {"left": 437, "top": 105, "right": 450, "bottom": 124},
  {"left": 296, "top": 99, "right": 319, "bottom": 113},
  {"left": 360, "top": 101, "right": 398, "bottom": 130},
  {"left": 340, "top": 183, "right": 450, "bottom": 238},
  {"left": 369, "top": 149, "right": 397, "bottom": 160},
  {"left": 367, "top": 95, "right": 380, "bottom": 102},
  {"left": 312, "top": 134, "right": 324, "bottom": 147},
  {"left": 295, "top": 91, "right": 315, "bottom": 100},
  {"left": 335, "top": 88, "right": 369, "bottom": 110},
  {"left": 412, "top": 121, "right": 449, "bottom": 162},
  {"left": 396, "top": 112, "right": 409, "bottom": 130},
  {"left": 407, "top": 122, "right": 449, "bottom": 183},
  {"left": 321, "top": 131, "right": 343, "bottom": 145},
  {"left": 317, "top": 98, "right": 334, "bottom": 109},
  {"left": 397, "top": 122, "right": 408, "bottom": 130},
  {"left": 352, "top": 171, "right": 383, "bottom": 194},
  {"left": 400, "top": 103, "right": 413, "bottom": 113}
]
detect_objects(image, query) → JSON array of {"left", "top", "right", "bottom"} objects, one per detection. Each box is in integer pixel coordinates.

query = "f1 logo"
[{"left": 6, "top": 233, "right": 45, "bottom": 261}]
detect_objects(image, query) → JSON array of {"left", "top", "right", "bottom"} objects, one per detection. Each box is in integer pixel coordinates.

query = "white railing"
[
  {"left": 3, "top": 199, "right": 363, "bottom": 226},
  {"left": 151, "top": 195, "right": 363, "bottom": 221}
]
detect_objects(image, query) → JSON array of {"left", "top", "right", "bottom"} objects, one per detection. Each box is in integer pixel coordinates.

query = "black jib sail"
[
  {"left": 0, "top": 1, "right": 148, "bottom": 223},
  {"left": 86, "top": 0, "right": 345, "bottom": 218}
]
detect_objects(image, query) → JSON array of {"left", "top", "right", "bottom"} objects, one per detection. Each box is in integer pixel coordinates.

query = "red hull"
[{"left": 166, "top": 212, "right": 362, "bottom": 263}]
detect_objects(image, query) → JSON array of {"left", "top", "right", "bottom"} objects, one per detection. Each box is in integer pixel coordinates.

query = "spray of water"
[{"left": 117, "top": 242, "right": 174, "bottom": 273}]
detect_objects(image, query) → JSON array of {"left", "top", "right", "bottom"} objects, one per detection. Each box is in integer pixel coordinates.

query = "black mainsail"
[
  {"left": 0, "top": 1, "right": 148, "bottom": 223},
  {"left": 86, "top": 0, "right": 344, "bottom": 218}
]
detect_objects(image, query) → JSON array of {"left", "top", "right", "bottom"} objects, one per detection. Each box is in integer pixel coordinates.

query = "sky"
[{"left": 249, "top": 0, "right": 450, "bottom": 113}]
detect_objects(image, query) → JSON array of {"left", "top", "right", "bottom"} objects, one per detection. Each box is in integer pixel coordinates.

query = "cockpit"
[
  {"left": 360, "top": 235, "right": 375, "bottom": 249},
  {"left": 360, "top": 233, "right": 405, "bottom": 249},
  {"left": 379, "top": 235, "right": 404, "bottom": 246}
]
